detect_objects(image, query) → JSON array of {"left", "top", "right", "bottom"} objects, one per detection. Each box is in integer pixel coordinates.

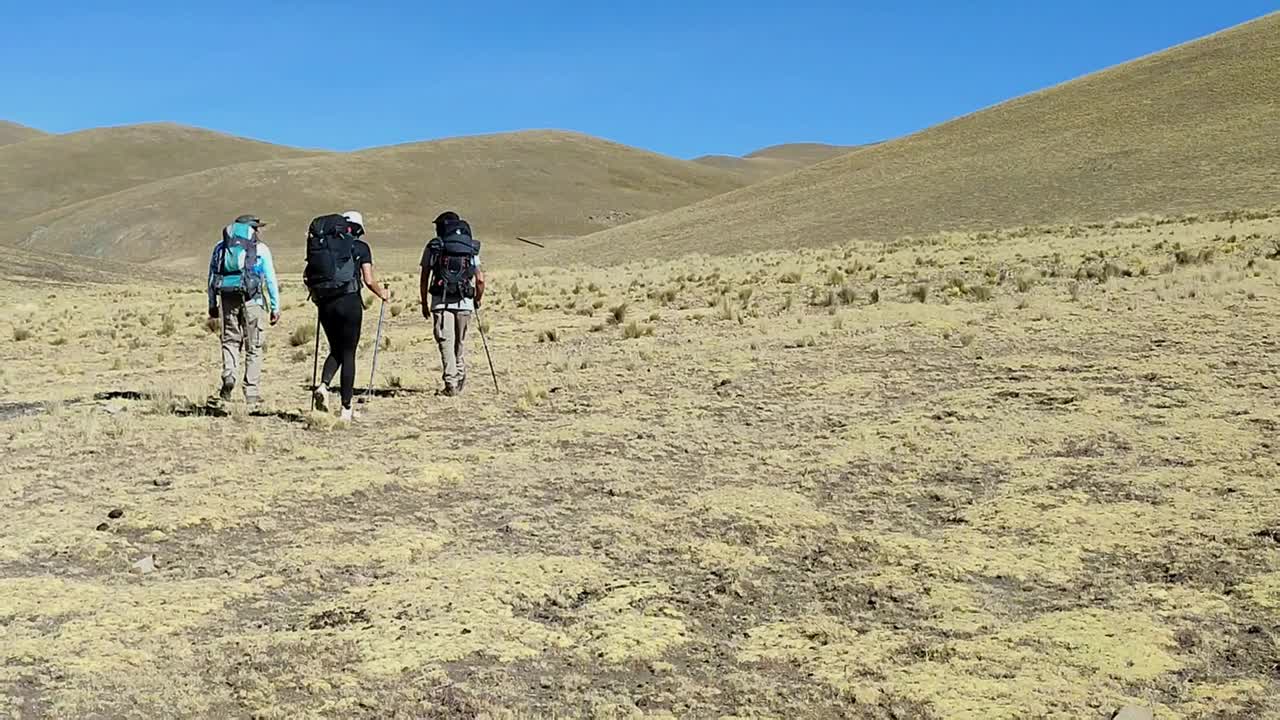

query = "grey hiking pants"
[
  {"left": 432, "top": 309, "right": 471, "bottom": 390},
  {"left": 220, "top": 296, "right": 266, "bottom": 399}
]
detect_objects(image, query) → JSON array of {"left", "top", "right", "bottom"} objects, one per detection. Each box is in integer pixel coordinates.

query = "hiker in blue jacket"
[{"left": 207, "top": 214, "right": 281, "bottom": 405}]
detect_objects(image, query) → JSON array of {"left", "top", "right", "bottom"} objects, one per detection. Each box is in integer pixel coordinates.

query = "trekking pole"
[
  {"left": 475, "top": 307, "right": 500, "bottom": 393},
  {"left": 364, "top": 299, "right": 388, "bottom": 403},
  {"left": 309, "top": 309, "right": 321, "bottom": 411}
]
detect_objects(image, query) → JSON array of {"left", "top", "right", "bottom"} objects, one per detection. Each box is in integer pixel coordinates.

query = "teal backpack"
[{"left": 215, "top": 223, "right": 262, "bottom": 299}]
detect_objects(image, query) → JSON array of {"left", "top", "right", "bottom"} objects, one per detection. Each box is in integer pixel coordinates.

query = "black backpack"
[
  {"left": 304, "top": 214, "right": 362, "bottom": 300},
  {"left": 426, "top": 221, "right": 480, "bottom": 303}
]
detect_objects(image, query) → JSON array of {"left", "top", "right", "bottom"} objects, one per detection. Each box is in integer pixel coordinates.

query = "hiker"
[
  {"left": 420, "top": 211, "right": 485, "bottom": 395},
  {"left": 306, "top": 210, "right": 390, "bottom": 422},
  {"left": 208, "top": 214, "right": 280, "bottom": 404}
]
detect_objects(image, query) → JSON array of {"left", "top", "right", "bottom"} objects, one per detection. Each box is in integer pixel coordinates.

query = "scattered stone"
[
  {"left": 1112, "top": 706, "right": 1154, "bottom": 720},
  {"left": 153, "top": 477, "right": 172, "bottom": 488},
  {"left": 145, "top": 530, "right": 167, "bottom": 543},
  {"left": 103, "top": 403, "right": 126, "bottom": 415},
  {"left": 107, "top": 508, "right": 124, "bottom": 519},
  {"left": 130, "top": 554, "right": 157, "bottom": 575},
  {"left": 95, "top": 522, "right": 109, "bottom": 532}
]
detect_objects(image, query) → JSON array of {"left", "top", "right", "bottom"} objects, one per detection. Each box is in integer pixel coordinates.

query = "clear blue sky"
[{"left": 2, "top": 1, "right": 1274, "bottom": 158}]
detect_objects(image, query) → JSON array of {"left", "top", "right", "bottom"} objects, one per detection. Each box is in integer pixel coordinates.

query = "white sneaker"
[
  {"left": 313, "top": 386, "right": 329, "bottom": 412},
  {"left": 340, "top": 407, "right": 360, "bottom": 423}
]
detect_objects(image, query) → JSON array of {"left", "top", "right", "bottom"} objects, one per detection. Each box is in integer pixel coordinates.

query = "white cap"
[{"left": 342, "top": 210, "right": 363, "bottom": 227}]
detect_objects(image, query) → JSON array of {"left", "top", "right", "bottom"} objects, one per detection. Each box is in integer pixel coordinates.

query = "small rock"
[
  {"left": 1112, "top": 706, "right": 1154, "bottom": 720},
  {"left": 95, "top": 522, "right": 110, "bottom": 532},
  {"left": 103, "top": 403, "right": 126, "bottom": 415},
  {"left": 130, "top": 554, "right": 157, "bottom": 575},
  {"left": 107, "top": 508, "right": 124, "bottom": 519},
  {"left": 153, "top": 477, "right": 172, "bottom": 488},
  {"left": 145, "top": 530, "right": 167, "bottom": 543}
]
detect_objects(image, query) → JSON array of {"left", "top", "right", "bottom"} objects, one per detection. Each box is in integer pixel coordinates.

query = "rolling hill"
[
  {"left": 694, "top": 143, "right": 854, "bottom": 182},
  {"left": 0, "top": 120, "right": 46, "bottom": 146},
  {"left": 5, "top": 130, "right": 748, "bottom": 269},
  {"left": 0, "top": 123, "right": 323, "bottom": 223},
  {"left": 566, "top": 12, "right": 1280, "bottom": 265}
]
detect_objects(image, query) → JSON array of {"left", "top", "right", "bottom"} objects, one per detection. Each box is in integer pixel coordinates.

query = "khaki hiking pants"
[
  {"left": 432, "top": 309, "right": 471, "bottom": 390},
  {"left": 220, "top": 296, "right": 266, "bottom": 400}
]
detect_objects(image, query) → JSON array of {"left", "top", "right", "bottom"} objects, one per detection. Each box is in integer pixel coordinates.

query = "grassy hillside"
[
  {"left": 695, "top": 143, "right": 854, "bottom": 182},
  {"left": 0, "top": 120, "right": 46, "bottom": 146},
  {"left": 568, "top": 12, "right": 1280, "bottom": 265},
  {"left": 0, "top": 123, "right": 323, "bottom": 222},
  {"left": 745, "top": 142, "right": 856, "bottom": 164},
  {"left": 6, "top": 130, "right": 748, "bottom": 270}
]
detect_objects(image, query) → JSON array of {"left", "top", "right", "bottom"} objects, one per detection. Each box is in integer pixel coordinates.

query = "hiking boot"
[
  {"left": 312, "top": 385, "right": 330, "bottom": 412},
  {"left": 245, "top": 395, "right": 263, "bottom": 410},
  {"left": 218, "top": 382, "right": 234, "bottom": 402},
  {"left": 457, "top": 377, "right": 466, "bottom": 394},
  {"left": 441, "top": 385, "right": 458, "bottom": 397}
]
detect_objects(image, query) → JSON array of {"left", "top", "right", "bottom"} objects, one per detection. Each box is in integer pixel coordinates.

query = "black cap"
[
  {"left": 234, "top": 214, "right": 267, "bottom": 228},
  {"left": 434, "top": 211, "right": 460, "bottom": 227}
]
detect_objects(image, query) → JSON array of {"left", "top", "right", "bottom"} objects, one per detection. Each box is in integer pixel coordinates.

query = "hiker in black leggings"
[{"left": 313, "top": 211, "right": 389, "bottom": 421}]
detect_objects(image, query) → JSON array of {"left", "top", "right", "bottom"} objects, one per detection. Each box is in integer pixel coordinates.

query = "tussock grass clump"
[
  {"left": 50, "top": 337, "right": 68, "bottom": 347},
  {"left": 390, "top": 304, "right": 405, "bottom": 318},
  {"left": 909, "top": 285, "right": 929, "bottom": 303},
  {"left": 158, "top": 314, "right": 177, "bottom": 337},
  {"left": 517, "top": 384, "right": 550, "bottom": 413},
  {"left": 738, "top": 287, "right": 754, "bottom": 304},
  {"left": 1175, "top": 248, "right": 1217, "bottom": 266},
  {"left": 652, "top": 286, "right": 679, "bottom": 305},
  {"left": 967, "top": 285, "right": 995, "bottom": 302},
  {"left": 717, "top": 297, "right": 739, "bottom": 321},
  {"left": 826, "top": 270, "right": 845, "bottom": 286},
  {"left": 290, "top": 349, "right": 309, "bottom": 363},
  {"left": 608, "top": 303, "right": 628, "bottom": 325},
  {"left": 1015, "top": 274, "right": 1037, "bottom": 293},
  {"left": 869, "top": 288, "right": 880, "bottom": 304},
  {"left": 622, "top": 321, "right": 655, "bottom": 339},
  {"left": 289, "top": 325, "right": 317, "bottom": 347},
  {"left": 836, "top": 286, "right": 859, "bottom": 305},
  {"left": 780, "top": 270, "right": 803, "bottom": 284},
  {"left": 538, "top": 328, "right": 561, "bottom": 343}
]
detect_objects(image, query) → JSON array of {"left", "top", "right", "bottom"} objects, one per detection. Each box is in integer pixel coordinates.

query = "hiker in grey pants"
[{"left": 420, "top": 211, "right": 485, "bottom": 396}]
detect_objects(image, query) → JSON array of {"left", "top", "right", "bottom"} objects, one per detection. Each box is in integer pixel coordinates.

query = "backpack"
[
  {"left": 427, "top": 221, "right": 480, "bottom": 303},
  {"left": 215, "top": 223, "right": 262, "bottom": 299},
  {"left": 304, "top": 214, "right": 362, "bottom": 300}
]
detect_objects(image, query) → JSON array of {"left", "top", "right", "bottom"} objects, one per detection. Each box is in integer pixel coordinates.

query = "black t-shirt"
[{"left": 353, "top": 239, "right": 372, "bottom": 267}]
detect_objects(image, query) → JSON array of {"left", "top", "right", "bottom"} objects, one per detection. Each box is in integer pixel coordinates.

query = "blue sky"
[{"left": 2, "top": 1, "right": 1274, "bottom": 158}]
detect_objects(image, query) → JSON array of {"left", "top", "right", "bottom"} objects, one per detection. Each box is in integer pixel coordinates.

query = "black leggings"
[{"left": 317, "top": 292, "right": 363, "bottom": 409}]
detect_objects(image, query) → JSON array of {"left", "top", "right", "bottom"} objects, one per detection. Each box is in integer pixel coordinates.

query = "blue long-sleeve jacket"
[{"left": 207, "top": 229, "right": 280, "bottom": 312}]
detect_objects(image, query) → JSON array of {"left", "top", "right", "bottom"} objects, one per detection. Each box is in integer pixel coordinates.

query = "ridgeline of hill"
[
  {"left": 565, "top": 12, "right": 1280, "bottom": 265},
  {"left": 0, "top": 120, "right": 47, "bottom": 146},
  {"left": 694, "top": 143, "right": 854, "bottom": 182},
  {"left": 1, "top": 128, "right": 750, "bottom": 270}
]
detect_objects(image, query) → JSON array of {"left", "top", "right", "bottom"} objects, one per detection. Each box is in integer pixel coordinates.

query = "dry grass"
[
  {"left": 564, "top": 13, "right": 1280, "bottom": 266},
  {"left": 2, "top": 210, "right": 1279, "bottom": 717},
  {"left": 2, "top": 129, "right": 748, "bottom": 269}
]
